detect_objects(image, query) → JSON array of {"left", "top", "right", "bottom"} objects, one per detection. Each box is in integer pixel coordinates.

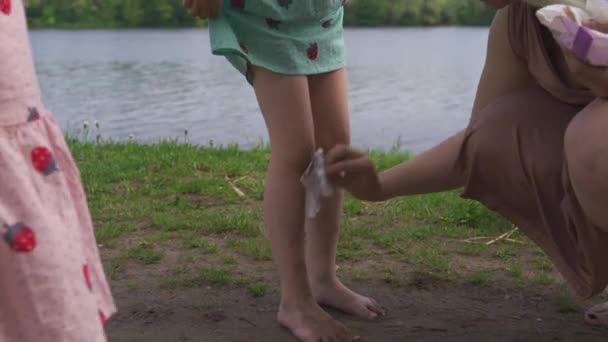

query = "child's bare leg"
[
  {"left": 306, "top": 69, "right": 385, "bottom": 319},
  {"left": 251, "top": 66, "right": 358, "bottom": 342}
]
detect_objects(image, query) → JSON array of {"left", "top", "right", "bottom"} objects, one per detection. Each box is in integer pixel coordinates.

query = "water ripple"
[{"left": 32, "top": 27, "right": 488, "bottom": 153}]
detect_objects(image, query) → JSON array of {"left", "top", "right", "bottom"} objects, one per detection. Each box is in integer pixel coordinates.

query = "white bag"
[{"left": 536, "top": 0, "right": 608, "bottom": 66}]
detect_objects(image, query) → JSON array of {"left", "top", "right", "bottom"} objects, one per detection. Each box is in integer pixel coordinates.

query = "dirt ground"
[{"left": 105, "top": 265, "right": 608, "bottom": 342}]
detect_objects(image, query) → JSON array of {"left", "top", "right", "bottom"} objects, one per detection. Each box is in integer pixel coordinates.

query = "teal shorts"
[{"left": 209, "top": 0, "right": 347, "bottom": 84}]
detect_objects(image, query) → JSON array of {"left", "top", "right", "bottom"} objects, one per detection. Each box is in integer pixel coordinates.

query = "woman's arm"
[
  {"left": 375, "top": 7, "right": 534, "bottom": 199},
  {"left": 327, "top": 8, "right": 535, "bottom": 201}
]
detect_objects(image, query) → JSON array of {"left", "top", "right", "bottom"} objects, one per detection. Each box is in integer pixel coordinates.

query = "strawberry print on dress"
[
  {"left": 27, "top": 107, "right": 40, "bottom": 122},
  {"left": 4, "top": 222, "right": 36, "bottom": 252},
  {"left": 231, "top": 0, "right": 245, "bottom": 10},
  {"left": 0, "top": 0, "right": 10, "bottom": 15},
  {"left": 209, "top": 0, "right": 346, "bottom": 83},
  {"left": 266, "top": 18, "right": 280, "bottom": 30},
  {"left": 31, "top": 146, "right": 58, "bottom": 176},
  {"left": 0, "top": 1, "right": 117, "bottom": 339},
  {"left": 99, "top": 310, "right": 108, "bottom": 325},
  {"left": 307, "top": 43, "right": 318, "bottom": 60},
  {"left": 83, "top": 264, "right": 92, "bottom": 290}
]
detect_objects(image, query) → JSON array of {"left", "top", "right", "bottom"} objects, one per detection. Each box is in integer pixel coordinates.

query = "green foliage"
[
  {"left": 25, "top": 0, "right": 203, "bottom": 28},
  {"left": 343, "top": 0, "right": 496, "bottom": 26},
  {"left": 25, "top": 0, "right": 496, "bottom": 28}
]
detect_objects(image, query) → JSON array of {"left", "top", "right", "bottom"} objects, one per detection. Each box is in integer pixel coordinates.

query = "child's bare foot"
[
  {"left": 585, "top": 302, "right": 608, "bottom": 326},
  {"left": 277, "top": 300, "right": 360, "bottom": 342},
  {"left": 312, "top": 278, "right": 385, "bottom": 320}
]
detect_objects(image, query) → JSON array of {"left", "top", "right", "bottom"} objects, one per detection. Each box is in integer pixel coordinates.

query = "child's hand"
[
  {"left": 325, "top": 145, "right": 386, "bottom": 202},
  {"left": 183, "top": 0, "right": 222, "bottom": 19}
]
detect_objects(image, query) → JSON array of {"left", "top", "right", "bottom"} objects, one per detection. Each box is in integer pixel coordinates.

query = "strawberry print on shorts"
[
  {"left": 0, "top": 1, "right": 116, "bottom": 341},
  {"left": 209, "top": 0, "right": 348, "bottom": 84}
]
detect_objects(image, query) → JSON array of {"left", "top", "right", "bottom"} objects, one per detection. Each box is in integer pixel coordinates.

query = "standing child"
[
  {"left": 184, "top": 0, "right": 384, "bottom": 341},
  {"left": 0, "top": 1, "right": 116, "bottom": 341}
]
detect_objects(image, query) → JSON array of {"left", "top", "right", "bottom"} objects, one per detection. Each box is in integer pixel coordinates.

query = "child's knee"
[
  {"left": 271, "top": 141, "right": 316, "bottom": 173},
  {"left": 315, "top": 129, "right": 350, "bottom": 151}
]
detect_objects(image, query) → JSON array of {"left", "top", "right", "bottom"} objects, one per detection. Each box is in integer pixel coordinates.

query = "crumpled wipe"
[
  {"left": 301, "top": 149, "right": 333, "bottom": 218},
  {"left": 536, "top": 0, "right": 608, "bottom": 67}
]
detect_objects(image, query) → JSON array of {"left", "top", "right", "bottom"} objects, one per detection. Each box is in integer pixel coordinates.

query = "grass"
[
  {"left": 555, "top": 292, "right": 579, "bottom": 313},
  {"left": 506, "top": 263, "right": 523, "bottom": 280},
  {"left": 126, "top": 243, "right": 164, "bottom": 264},
  {"left": 469, "top": 271, "right": 493, "bottom": 287},
  {"left": 69, "top": 138, "right": 564, "bottom": 297}
]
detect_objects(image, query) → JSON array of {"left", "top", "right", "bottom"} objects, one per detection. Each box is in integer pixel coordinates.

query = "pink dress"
[{"left": 0, "top": 0, "right": 116, "bottom": 340}]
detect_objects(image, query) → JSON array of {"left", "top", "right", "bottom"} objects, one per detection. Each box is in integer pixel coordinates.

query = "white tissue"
[{"left": 301, "top": 149, "right": 333, "bottom": 218}]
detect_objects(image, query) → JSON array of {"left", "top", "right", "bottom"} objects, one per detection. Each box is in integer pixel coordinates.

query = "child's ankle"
[{"left": 279, "top": 293, "right": 317, "bottom": 312}]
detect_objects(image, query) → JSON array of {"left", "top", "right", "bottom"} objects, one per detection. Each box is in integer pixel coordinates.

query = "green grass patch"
[
  {"left": 69, "top": 140, "right": 562, "bottom": 290},
  {"left": 495, "top": 247, "right": 515, "bottom": 259},
  {"left": 161, "top": 266, "right": 235, "bottom": 289},
  {"left": 200, "top": 267, "right": 234, "bottom": 286},
  {"left": 535, "top": 272, "right": 554, "bottom": 286},
  {"left": 506, "top": 263, "right": 523, "bottom": 280},
  {"left": 555, "top": 292, "right": 579, "bottom": 313},
  {"left": 413, "top": 246, "right": 450, "bottom": 275},
  {"left": 222, "top": 255, "right": 238, "bottom": 265},
  {"left": 459, "top": 243, "right": 486, "bottom": 257},
  {"left": 126, "top": 243, "right": 163, "bottom": 264},
  {"left": 469, "top": 271, "right": 492, "bottom": 287},
  {"left": 228, "top": 238, "right": 272, "bottom": 261},
  {"left": 183, "top": 236, "right": 218, "bottom": 253}
]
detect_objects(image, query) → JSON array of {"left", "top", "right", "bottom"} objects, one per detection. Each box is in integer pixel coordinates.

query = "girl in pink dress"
[{"left": 0, "top": 1, "right": 116, "bottom": 340}]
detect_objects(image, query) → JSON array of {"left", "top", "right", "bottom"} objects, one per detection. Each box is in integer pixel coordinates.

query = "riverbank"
[
  {"left": 25, "top": 0, "right": 496, "bottom": 29},
  {"left": 69, "top": 139, "right": 608, "bottom": 341}
]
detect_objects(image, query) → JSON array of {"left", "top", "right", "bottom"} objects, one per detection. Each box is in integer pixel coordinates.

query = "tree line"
[{"left": 25, "top": 0, "right": 497, "bottom": 28}]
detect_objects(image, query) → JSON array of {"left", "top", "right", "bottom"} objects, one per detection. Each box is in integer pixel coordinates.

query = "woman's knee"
[
  {"left": 461, "top": 87, "right": 579, "bottom": 190},
  {"left": 469, "top": 87, "right": 574, "bottom": 153},
  {"left": 564, "top": 100, "right": 608, "bottom": 221},
  {"left": 468, "top": 88, "right": 552, "bottom": 155},
  {"left": 565, "top": 100, "right": 608, "bottom": 176}
]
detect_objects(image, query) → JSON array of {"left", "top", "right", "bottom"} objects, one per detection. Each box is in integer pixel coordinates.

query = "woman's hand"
[
  {"left": 325, "top": 145, "right": 387, "bottom": 202},
  {"left": 562, "top": 48, "right": 608, "bottom": 98},
  {"left": 556, "top": 8, "right": 608, "bottom": 98},
  {"left": 183, "top": 0, "right": 222, "bottom": 19},
  {"left": 587, "top": 21, "right": 608, "bottom": 34}
]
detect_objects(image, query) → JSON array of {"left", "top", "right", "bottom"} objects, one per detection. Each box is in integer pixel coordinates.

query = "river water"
[{"left": 31, "top": 27, "right": 489, "bottom": 153}]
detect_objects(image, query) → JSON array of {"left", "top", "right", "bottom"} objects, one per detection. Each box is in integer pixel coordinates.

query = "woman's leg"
[
  {"left": 250, "top": 66, "right": 356, "bottom": 342},
  {"left": 456, "top": 86, "right": 608, "bottom": 326},
  {"left": 564, "top": 99, "right": 608, "bottom": 326},
  {"left": 305, "top": 69, "right": 384, "bottom": 319},
  {"left": 565, "top": 99, "right": 608, "bottom": 233}
]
